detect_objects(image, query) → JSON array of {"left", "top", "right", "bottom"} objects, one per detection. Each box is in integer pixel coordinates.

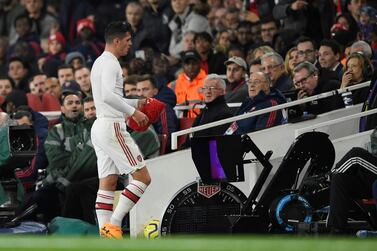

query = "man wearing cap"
[
  {"left": 168, "top": 50, "right": 207, "bottom": 117},
  {"left": 65, "top": 52, "right": 86, "bottom": 70},
  {"left": 45, "top": 32, "right": 67, "bottom": 63},
  {"left": 73, "top": 18, "right": 104, "bottom": 64},
  {"left": 224, "top": 56, "right": 248, "bottom": 104}
]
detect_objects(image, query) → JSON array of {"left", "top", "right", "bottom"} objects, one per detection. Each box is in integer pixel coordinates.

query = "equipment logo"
[
  {"left": 197, "top": 182, "right": 221, "bottom": 198},
  {"left": 137, "top": 155, "right": 142, "bottom": 162}
]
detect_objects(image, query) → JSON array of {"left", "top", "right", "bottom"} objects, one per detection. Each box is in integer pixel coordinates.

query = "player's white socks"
[
  {"left": 95, "top": 189, "right": 115, "bottom": 230},
  {"left": 111, "top": 180, "right": 148, "bottom": 227}
]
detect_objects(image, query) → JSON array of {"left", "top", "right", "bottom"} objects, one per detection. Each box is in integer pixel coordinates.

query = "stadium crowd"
[{"left": 0, "top": 0, "right": 377, "bottom": 235}]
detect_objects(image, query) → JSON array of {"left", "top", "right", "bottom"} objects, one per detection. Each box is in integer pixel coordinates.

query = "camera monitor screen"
[{"left": 191, "top": 135, "right": 244, "bottom": 184}]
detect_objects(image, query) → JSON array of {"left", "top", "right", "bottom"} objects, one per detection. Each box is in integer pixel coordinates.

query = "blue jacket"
[{"left": 232, "top": 88, "right": 286, "bottom": 135}]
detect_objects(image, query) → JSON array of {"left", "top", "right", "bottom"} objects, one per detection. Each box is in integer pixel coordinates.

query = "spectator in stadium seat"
[
  {"left": 0, "top": 76, "right": 14, "bottom": 106},
  {"left": 296, "top": 37, "right": 319, "bottom": 66},
  {"left": 57, "top": 64, "right": 74, "bottom": 86},
  {"left": 44, "top": 31, "right": 67, "bottom": 63},
  {"left": 7, "top": 14, "right": 42, "bottom": 58},
  {"left": 350, "top": 40, "right": 377, "bottom": 69},
  {"left": 215, "top": 30, "right": 231, "bottom": 55},
  {"left": 168, "top": 50, "right": 206, "bottom": 117},
  {"left": 227, "top": 44, "right": 246, "bottom": 60},
  {"left": 192, "top": 73, "right": 233, "bottom": 137},
  {"left": 318, "top": 39, "right": 344, "bottom": 80},
  {"left": 7, "top": 57, "right": 30, "bottom": 92},
  {"left": 123, "top": 75, "right": 139, "bottom": 98},
  {"left": 340, "top": 52, "right": 374, "bottom": 105},
  {"left": 248, "top": 45, "right": 274, "bottom": 62},
  {"left": 261, "top": 52, "right": 294, "bottom": 93},
  {"left": 29, "top": 72, "right": 47, "bottom": 100},
  {"left": 124, "top": 2, "right": 148, "bottom": 59},
  {"left": 23, "top": 0, "right": 59, "bottom": 40},
  {"left": 273, "top": 0, "right": 333, "bottom": 44},
  {"left": 74, "top": 66, "right": 92, "bottom": 98},
  {"left": 72, "top": 18, "right": 104, "bottom": 66},
  {"left": 194, "top": 32, "right": 227, "bottom": 75},
  {"left": 260, "top": 18, "right": 279, "bottom": 46},
  {"left": 225, "top": 71, "right": 286, "bottom": 135},
  {"left": 224, "top": 56, "right": 248, "bottom": 103},
  {"left": 224, "top": 7, "right": 239, "bottom": 32},
  {"left": 143, "top": 0, "right": 171, "bottom": 55},
  {"left": 152, "top": 54, "right": 175, "bottom": 88},
  {"left": 293, "top": 61, "right": 343, "bottom": 115},
  {"left": 347, "top": 0, "right": 367, "bottom": 26},
  {"left": 65, "top": 51, "right": 85, "bottom": 70},
  {"left": 168, "top": 0, "right": 211, "bottom": 58},
  {"left": 60, "top": 1, "right": 95, "bottom": 41},
  {"left": 83, "top": 96, "right": 96, "bottom": 120},
  {"left": 234, "top": 21, "right": 254, "bottom": 55},
  {"left": 137, "top": 74, "right": 178, "bottom": 142},
  {"left": 213, "top": 7, "right": 227, "bottom": 33},
  {"left": 284, "top": 46, "right": 299, "bottom": 77},
  {"left": 249, "top": 58, "right": 263, "bottom": 76},
  {"left": 44, "top": 77, "right": 61, "bottom": 99}
]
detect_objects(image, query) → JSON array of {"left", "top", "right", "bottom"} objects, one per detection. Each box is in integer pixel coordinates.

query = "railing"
[
  {"left": 171, "top": 81, "right": 371, "bottom": 150},
  {"left": 295, "top": 107, "right": 377, "bottom": 138}
]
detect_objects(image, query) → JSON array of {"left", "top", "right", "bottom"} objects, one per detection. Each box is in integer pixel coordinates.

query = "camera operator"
[{"left": 12, "top": 107, "right": 49, "bottom": 193}]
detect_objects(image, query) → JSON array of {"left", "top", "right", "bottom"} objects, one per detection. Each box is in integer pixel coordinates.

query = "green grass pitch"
[{"left": 0, "top": 235, "right": 376, "bottom": 251}]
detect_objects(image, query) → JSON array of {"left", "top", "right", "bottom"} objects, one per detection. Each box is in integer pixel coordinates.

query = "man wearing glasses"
[
  {"left": 292, "top": 61, "right": 343, "bottom": 115},
  {"left": 296, "top": 37, "right": 318, "bottom": 66},
  {"left": 225, "top": 71, "right": 286, "bottom": 135},
  {"left": 191, "top": 74, "right": 233, "bottom": 137},
  {"left": 261, "top": 52, "right": 294, "bottom": 93},
  {"left": 297, "top": 36, "right": 340, "bottom": 82}
]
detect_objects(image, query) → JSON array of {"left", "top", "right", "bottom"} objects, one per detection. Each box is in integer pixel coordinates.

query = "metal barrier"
[
  {"left": 171, "top": 81, "right": 371, "bottom": 150},
  {"left": 295, "top": 107, "right": 377, "bottom": 138}
]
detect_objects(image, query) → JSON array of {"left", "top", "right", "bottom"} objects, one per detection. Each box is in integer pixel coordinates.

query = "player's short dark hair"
[{"left": 104, "top": 21, "right": 133, "bottom": 44}]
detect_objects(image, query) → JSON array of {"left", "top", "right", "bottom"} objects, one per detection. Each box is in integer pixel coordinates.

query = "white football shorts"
[{"left": 91, "top": 118, "right": 146, "bottom": 178}]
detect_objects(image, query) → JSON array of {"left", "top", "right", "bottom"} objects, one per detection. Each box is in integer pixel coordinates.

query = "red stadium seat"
[
  {"left": 26, "top": 93, "right": 43, "bottom": 111},
  {"left": 42, "top": 93, "right": 61, "bottom": 111},
  {"left": 177, "top": 117, "right": 195, "bottom": 149}
]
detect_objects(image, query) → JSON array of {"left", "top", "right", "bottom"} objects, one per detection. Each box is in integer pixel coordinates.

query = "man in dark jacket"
[
  {"left": 261, "top": 52, "right": 294, "bottom": 93},
  {"left": 19, "top": 90, "right": 98, "bottom": 223},
  {"left": 194, "top": 32, "right": 227, "bottom": 75},
  {"left": 136, "top": 74, "right": 178, "bottom": 152},
  {"left": 226, "top": 71, "right": 286, "bottom": 135},
  {"left": 293, "top": 61, "right": 344, "bottom": 115},
  {"left": 224, "top": 56, "right": 248, "bottom": 103},
  {"left": 192, "top": 74, "right": 233, "bottom": 137}
]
